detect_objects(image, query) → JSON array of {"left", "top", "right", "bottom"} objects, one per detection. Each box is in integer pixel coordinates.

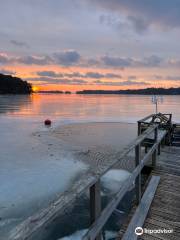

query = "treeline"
[
  {"left": 0, "top": 73, "right": 32, "bottom": 94},
  {"left": 38, "top": 91, "right": 71, "bottom": 94},
  {"left": 76, "top": 88, "right": 180, "bottom": 95}
]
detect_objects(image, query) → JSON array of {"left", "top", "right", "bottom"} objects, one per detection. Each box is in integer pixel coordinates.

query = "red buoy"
[{"left": 44, "top": 119, "right": 52, "bottom": 126}]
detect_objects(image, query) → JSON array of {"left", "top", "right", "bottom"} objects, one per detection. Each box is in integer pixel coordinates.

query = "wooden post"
[
  {"left": 158, "top": 143, "right": 161, "bottom": 155},
  {"left": 135, "top": 144, "right": 141, "bottom": 205},
  {"left": 169, "top": 114, "right": 172, "bottom": 124},
  {"left": 90, "top": 180, "right": 102, "bottom": 240},
  {"left": 138, "top": 122, "right": 141, "bottom": 136},
  {"left": 162, "top": 136, "right": 165, "bottom": 148},
  {"left": 152, "top": 127, "right": 158, "bottom": 167}
]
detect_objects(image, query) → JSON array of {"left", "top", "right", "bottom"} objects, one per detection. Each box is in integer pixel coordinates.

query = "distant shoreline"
[{"left": 76, "top": 88, "right": 180, "bottom": 95}]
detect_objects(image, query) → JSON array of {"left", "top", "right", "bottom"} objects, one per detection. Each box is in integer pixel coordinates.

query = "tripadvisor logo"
[
  {"left": 135, "top": 227, "right": 143, "bottom": 235},
  {"left": 135, "top": 227, "right": 173, "bottom": 235}
]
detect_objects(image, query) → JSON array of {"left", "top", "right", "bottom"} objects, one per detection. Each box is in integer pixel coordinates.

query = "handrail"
[
  {"left": 82, "top": 143, "right": 159, "bottom": 240},
  {"left": 8, "top": 124, "right": 166, "bottom": 240},
  {"left": 138, "top": 114, "right": 154, "bottom": 123},
  {"left": 138, "top": 113, "right": 172, "bottom": 124}
]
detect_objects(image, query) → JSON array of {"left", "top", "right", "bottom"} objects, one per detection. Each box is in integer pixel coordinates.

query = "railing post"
[
  {"left": 169, "top": 114, "right": 172, "bottom": 124},
  {"left": 138, "top": 122, "right": 141, "bottom": 136},
  {"left": 135, "top": 144, "right": 141, "bottom": 205},
  {"left": 158, "top": 143, "right": 161, "bottom": 155},
  {"left": 152, "top": 127, "right": 158, "bottom": 167},
  {"left": 90, "top": 180, "right": 102, "bottom": 240}
]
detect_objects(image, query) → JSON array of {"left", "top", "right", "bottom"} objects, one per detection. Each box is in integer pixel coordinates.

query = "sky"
[{"left": 1, "top": 0, "right": 180, "bottom": 91}]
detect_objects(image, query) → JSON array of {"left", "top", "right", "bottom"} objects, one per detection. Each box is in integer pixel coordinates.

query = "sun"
[{"left": 32, "top": 86, "right": 39, "bottom": 92}]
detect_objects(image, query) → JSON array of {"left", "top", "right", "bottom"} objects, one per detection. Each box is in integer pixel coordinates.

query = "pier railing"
[
  {"left": 137, "top": 113, "right": 172, "bottom": 145},
  {"left": 8, "top": 120, "right": 168, "bottom": 240}
]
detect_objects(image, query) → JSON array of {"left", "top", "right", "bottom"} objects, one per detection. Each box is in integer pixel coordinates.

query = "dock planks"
[
  {"left": 122, "top": 176, "right": 160, "bottom": 240},
  {"left": 119, "top": 146, "right": 180, "bottom": 240}
]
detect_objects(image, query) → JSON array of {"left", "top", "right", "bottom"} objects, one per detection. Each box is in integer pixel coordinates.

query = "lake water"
[
  {"left": 1, "top": 94, "right": 180, "bottom": 239},
  {"left": 1, "top": 94, "right": 180, "bottom": 122}
]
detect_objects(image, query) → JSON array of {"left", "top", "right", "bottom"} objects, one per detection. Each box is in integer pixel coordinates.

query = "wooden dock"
[
  {"left": 118, "top": 146, "right": 180, "bottom": 240},
  {"left": 6, "top": 113, "right": 180, "bottom": 240},
  {"left": 143, "top": 147, "right": 180, "bottom": 240},
  {"left": 118, "top": 114, "right": 180, "bottom": 240}
]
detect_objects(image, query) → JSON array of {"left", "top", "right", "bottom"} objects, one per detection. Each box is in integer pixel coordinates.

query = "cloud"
[
  {"left": 0, "top": 69, "right": 16, "bottom": 75},
  {"left": 26, "top": 77, "right": 87, "bottom": 85},
  {"left": 152, "top": 75, "right": 180, "bottom": 81},
  {"left": 127, "top": 16, "right": 149, "bottom": 33},
  {"left": 0, "top": 50, "right": 80, "bottom": 66},
  {"left": 89, "top": 0, "right": 180, "bottom": 32},
  {"left": 93, "top": 80, "right": 150, "bottom": 86},
  {"left": 153, "top": 75, "right": 163, "bottom": 80},
  {"left": 0, "top": 52, "right": 53, "bottom": 65},
  {"left": 168, "top": 59, "right": 180, "bottom": 67},
  {"left": 0, "top": 53, "right": 9, "bottom": 64},
  {"left": 128, "top": 76, "right": 137, "bottom": 80},
  {"left": 27, "top": 75, "right": 150, "bottom": 86},
  {"left": 10, "top": 40, "right": 29, "bottom": 48},
  {"left": 37, "top": 71, "right": 64, "bottom": 78},
  {"left": 166, "top": 76, "right": 180, "bottom": 81},
  {"left": 84, "top": 71, "right": 121, "bottom": 79},
  {"left": 101, "top": 55, "right": 163, "bottom": 68},
  {"left": 143, "top": 55, "right": 162, "bottom": 67},
  {"left": 53, "top": 50, "right": 81, "bottom": 66},
  {"left": 101, "top": 56, "right": 132, "bottom": 67},
  {"left": 0, "top": 51, "right": 179, "bottom": 70},
  {"left": 17, "top": 55, "right": 53, "bottom": 65},
  {"left": 36, "top": 70, "right": 122, "bottom": 79}
]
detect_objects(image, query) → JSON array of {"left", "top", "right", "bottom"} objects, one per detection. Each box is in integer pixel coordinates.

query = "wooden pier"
[
  {"left": 143, "top": 146, "right": 180, "bottom": 240},
  {"left": 7, "top": 113, "right": 180, "bottom": 240},
  {"left": 118, "top": 146, "right": 180, "bottom": 240}
]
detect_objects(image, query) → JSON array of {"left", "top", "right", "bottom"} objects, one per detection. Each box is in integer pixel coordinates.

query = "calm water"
[
  {"left": 1, "top": 93, "right": 180, "bottom": 123},
  {"left": 0, "top": 94, "right": 180, "bottom": 239}
]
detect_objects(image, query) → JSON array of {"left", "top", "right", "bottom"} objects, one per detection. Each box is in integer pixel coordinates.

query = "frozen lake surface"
[{"left": 0, "top": 116, "right": 88, "bottom": 237}]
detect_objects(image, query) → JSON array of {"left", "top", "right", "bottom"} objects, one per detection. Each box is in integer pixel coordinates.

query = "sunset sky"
[{"left": 1, "top": 0, "right": 180, "bottom": 91}]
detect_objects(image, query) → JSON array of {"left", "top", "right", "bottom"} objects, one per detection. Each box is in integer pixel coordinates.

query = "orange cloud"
[{"left": 2, "top": 64, "right": 180, "bottom": 91}]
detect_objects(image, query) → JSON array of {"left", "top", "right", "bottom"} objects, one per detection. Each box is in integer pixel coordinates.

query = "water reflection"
[
  {"left": 0, "top": 95, "right": 32, "bottom": 115},
  {"left": 1, "top": 94, "right": 180, "bottom": 122}
]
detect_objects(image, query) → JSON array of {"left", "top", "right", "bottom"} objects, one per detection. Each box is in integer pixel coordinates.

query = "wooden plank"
[
  {"left": 150, "top": 205, "right": 180, "bottom": 217},
  {"left": 122, "top": 176, "right": 160, "bottom": 240},
  {"left": 155, "top": 189, "right": 180, "bottom": 199},
  {"left": 140, "top": 234, "right": 161, "bottom": 240},
  {"left": 158, "top": 162, "right": 180, "bottom": 171},
  {"left": 143, "top": 222, "right": 179, "bottom": 240},
  {"left": 147, "top": 211, "right": 180, "bottom": 227}
]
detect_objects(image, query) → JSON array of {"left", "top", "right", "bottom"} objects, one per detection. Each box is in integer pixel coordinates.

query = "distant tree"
[
  {"left": 76, "top": 88, "right": 180, "bottom": 95},
  {"left": 0, "top": 73, "right": 32, "bottom": 94}
]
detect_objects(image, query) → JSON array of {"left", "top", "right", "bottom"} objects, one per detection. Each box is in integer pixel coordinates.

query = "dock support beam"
[
  {"left": 135, "top": 144, "right": 141, "bottom": 205},
  {"left": 90, "top": 180, "right": 102, "bottom": 240}
]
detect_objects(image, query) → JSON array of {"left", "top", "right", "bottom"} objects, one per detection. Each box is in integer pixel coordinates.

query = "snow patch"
[{"left": 101, "top": 169, "right": 131, "bottom": 194}]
